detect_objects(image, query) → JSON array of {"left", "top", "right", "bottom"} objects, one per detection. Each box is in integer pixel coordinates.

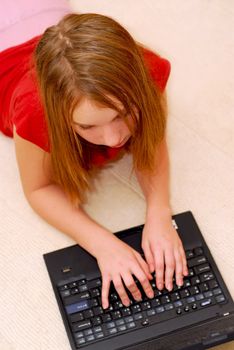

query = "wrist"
[{"left": 146, "top": 205, "right": 172, "bottom": 224}]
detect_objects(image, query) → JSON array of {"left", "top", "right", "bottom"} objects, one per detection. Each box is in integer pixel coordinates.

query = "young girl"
[{"left": 0, "top": 13, "right": 188, "bottom": 309}]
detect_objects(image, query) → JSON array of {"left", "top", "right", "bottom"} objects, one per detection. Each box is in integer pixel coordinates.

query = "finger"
[
  {"left": 122, "top": 272, "right": 142, "bottom": 303},
  {"left": 174, "top": 248, "right": 183, "bottom": 287},
  {"left": 101, "top": 274, "right": 111, "bottom": 309},
  {"left": 131, "top": 265, "right": 154, "bottom": 299},
  {"left": 113, "top": 275, "right": 130, "bottom": 306},
  {"left": 134, "top": 250, "right": 153, "bottom": 280},
  {"left": 164, "top": 247, "right": 176, "bottom": 291},
  {"left": 180, "top": 246, "right": 188, "bottom": 276},
  {"left": 141, "top": 242, "right": 155, "bottom": 274},
  {"left": 154, "top": 247, "right": 165, "bottom": 290}
]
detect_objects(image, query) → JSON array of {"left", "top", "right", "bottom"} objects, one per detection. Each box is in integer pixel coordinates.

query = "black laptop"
[{"left": 43, "top": 211, "right": 234, "bottom": 349}]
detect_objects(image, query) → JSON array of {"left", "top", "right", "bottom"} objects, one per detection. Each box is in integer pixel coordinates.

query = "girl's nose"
[{"left": 102, "top": 125, "right": 121, "bottom": 147}]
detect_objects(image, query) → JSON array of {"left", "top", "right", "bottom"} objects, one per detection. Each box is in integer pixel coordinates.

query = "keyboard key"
[
  {"left": 200, "top": 298, "right": 212, "bottom": 307},
  {"left": 131, "top": 304, "right": 141, "bottom": 313},
  {"left": 79, "top": 284, "right": 88, "bottom": 292},
  {"left": 63, "top": 292, "right": 91, "bottom": 306},
  {"left": 200, "top": 272, "right": 214, "bottom": 282},
  {"left": 126, "top": 322, "right": 136, "bottom": 329},
  {"left": 107, "top": 327, "right": 117, "bottom": 335},
  {"left": 70, "top": 287, "right": 79, "bottom": 295},
  {"left": 78, "top": 279, "right": 87, "bottom": 286},
  {"left": 161, "top": 295, "right": 171, "bottom": 304},
  {"left": 110, "top": 292, "right": 119, "bottom": 302},
  {"left": 91, "top": 316, "right": 102, "bottom": 326},
  {"left": 187, "top": 296, "right": 196, "bottom": 303},
  {"left": 116, "top": 319, "right": 125, "bottom": 326},
  {"left": 174, "top": 300, "right": 183, "bottom": 308},
  {"left": 95, "top": 332, "right": 104, "bottom": 339},
  {"left": 191, "top": 276, "right": 200, "bottom": 285},
  {"left": 188, "top": 268, "right": 195, "bottom": 277},
  {"left": 65, "top": 300, "right": 91, "bottom": 315},
  {"left": 216, "top": 295, "right": 226, "bottom": 303},
  {"left": 183, "top": 279, "right": 191, "bottom": 287},
  {"left": 199, "top": 282, "right": 209, "bottom": 292},
  {"left": 113, "top": 301, "right": 124, "bottom": 310},
  {"left": 147, "top": 309, "right": 156, "bottom": 316},
  {"left": 165, "top": 303, "right": 174, "bottom": 311},
  {"left": 204, "top": 291, "right": 213, "bottom": 298},
  {"left": 101, "top": 313, "right": 112, "bottom": 323},
  {"left": 93, "top": 326, "right": 103, "bottom": 333},
  {"left": 83, "top": 309, "right": 94, "bottom": 319},
  {"left": 186, "top": 250, "right": 194, "bottom": 259},
  {"left": 194, "top": 263, "right": 210, "bottom": 274},
  {"left": 189, "top": 286, "right": 200, "bottom": 295},
  {"left": 69, "top": 312, "right": 84, "bottom": 323},
  {"left": 171, "top": 292, "right": 180, "bottom": 301},
  {"left": 72, "top": 320, "right": 92, "bottom": 332},
  {"left": 84, "top": 328, "right": 93, "bottom": 336},
  {"left": 155, "top": 306, "right": 165, "bottom": 313},
  {"left": 193, "top": 247, "right": 203, "bottom": 256},
  {"left": 111, "top": 310, "right": 122, "bottom": 320},
  {"left": 213, "top": 288, "right": 222, "bottom": 296},
  {"left": 121, "top": 307, "right": 131, "bottom": 317},
  {"left": 195, "top": 293, "right": 204, "bottom": 301},
  {"left": 69, "top": 281, "right": 78, "bottom": 288},
  {"left": 187, "top": 256, "right": 207, "bottom": 268},
  {"left": 75, "top": 337, "right": 86, "bottom": 345},
  {"left": 59, "top": 284, "right": 69, "bottom": 291},
  {"left": 133, "top": 313, "right": 143, "bottom": 320},
  {"left": 106, "top": 321, "right": 116, "bottom": 329},
  {"left": 124, "top": 316, "right": 134, "bottom": 323},
  {"left": 86, "top": 334, "right": 95, "bottom": 342},
  {"left": 141, "top": 301, "right": 151, "bottom": 310},
  {"left": 151, "top": 298, "right": 161, "bottom": 307},
  {"left": 180, "top": 289, "right": 190, "bottom": 299},
  {"left": 93, "top": 306, "right": 104, "bottom": 316},
  {"left": 87, "top": 278, "right": 102, "bottom": 289},
  {"left": 208, "top": 279, "right": 219, "bottom": 289},
  {"left": 118, "top": 325, "right": 127, "bottom": 332},
  {"left": 60, "top": 290, "right": 71, "bottom": 298},
  {"left": 74, "top": 331, "right": 84, "bottom": 339},
  {"left": 184, "top": 305, "right": 190, "bottom": 312}
]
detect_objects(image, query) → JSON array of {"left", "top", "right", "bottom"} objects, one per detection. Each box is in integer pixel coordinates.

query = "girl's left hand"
[{"left": 141, "top": 213, "right": 188, "bottom": 291}]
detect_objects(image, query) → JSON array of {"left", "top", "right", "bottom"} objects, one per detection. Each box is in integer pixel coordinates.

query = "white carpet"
[{"left": 0, "top": 1, "right": 233, "bottom": 349}]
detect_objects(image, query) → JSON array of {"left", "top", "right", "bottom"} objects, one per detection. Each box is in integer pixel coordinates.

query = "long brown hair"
[{"left": 35, "top": 13, "right": 167, "bottom": 207}]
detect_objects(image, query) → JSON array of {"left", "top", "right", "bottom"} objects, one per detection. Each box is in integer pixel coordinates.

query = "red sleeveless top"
[{"left": 0, "top": 35, "right": 171, "bottom": 166}]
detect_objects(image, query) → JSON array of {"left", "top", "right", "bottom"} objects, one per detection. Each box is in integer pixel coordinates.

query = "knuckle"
[
  {"left": 155, "top": 262, "right": 164, "bottom": 270},
  {"left": 167, "top": 262, "right": 175, "bottom": 270}
]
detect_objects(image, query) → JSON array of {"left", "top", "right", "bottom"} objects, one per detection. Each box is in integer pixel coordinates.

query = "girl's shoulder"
[{"left": 141, "top": 46, "right": 171, "bottom": 92}]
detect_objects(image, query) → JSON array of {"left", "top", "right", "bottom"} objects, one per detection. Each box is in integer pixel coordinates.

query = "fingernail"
[
  {"left": 149, "top": 291, "right": 154, "bottom": 298},
  {"left": 167, "top": 283, "right": 172, "bottom": 291},
  {"left": 158, "top": 283, "right": 163, "bottom": 290},
  {"left": 103, "top": 302, "right": 108, "bottom": 309}
]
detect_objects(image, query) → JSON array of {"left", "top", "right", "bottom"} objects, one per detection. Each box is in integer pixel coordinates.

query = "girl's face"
[{"left": 72, "top": 97, "right": 133, "bottom": 147}]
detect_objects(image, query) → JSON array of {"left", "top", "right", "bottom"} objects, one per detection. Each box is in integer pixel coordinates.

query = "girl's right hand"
[{"left": 96, "top": 237, "right": 154, "bottom": 309}]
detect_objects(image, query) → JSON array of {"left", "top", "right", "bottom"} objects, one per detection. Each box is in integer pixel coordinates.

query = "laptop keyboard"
[{"left": 57, "top": 246, "right": 227, "bottom": 348}]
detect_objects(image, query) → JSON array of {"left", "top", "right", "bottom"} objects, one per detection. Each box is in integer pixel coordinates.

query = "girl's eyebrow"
[{"left": 73, "top": 109, "right": 126, "bottom": 128}]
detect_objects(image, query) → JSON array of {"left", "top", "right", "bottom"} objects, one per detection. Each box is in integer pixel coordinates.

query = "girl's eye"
[{"left": 79, "top": 125, "right": 93, "bottom": 130}]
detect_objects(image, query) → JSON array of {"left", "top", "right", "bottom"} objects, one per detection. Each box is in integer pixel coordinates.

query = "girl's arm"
[
  {"left": 135, "top": 136, "right": 188, "bottom": 291},
  {"left": 13, "top": 126, "right": 116, "bottom": 257}
]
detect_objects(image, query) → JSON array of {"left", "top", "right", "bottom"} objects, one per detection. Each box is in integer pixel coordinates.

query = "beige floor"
[{"left": 0, "top": 1, "right": 233, "bottom": 349}]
